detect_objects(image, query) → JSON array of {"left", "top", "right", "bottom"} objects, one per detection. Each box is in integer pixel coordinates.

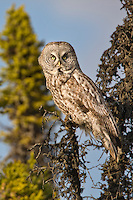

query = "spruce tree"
[
  {"left": 0, "top": 5, "right": 56, "bottom": 163},
  {"left": 96, "top": 0, "right": 133, "bottom": 199},
  {"left": 0, "top": 153, "right": 53, "bottom": 200}
]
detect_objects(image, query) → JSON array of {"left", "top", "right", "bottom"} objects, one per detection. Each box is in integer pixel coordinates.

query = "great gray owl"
[{"left": 38, "top": 41, "right": 122, "bottom": 161}]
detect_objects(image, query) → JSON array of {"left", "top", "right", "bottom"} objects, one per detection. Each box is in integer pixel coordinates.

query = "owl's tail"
[{"left": 103, "top": 131, "right": 122, "bottom": 162}]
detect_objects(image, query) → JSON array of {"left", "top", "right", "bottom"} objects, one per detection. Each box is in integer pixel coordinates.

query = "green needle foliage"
[
  {"left": 0, "top": 152, "right": 53, "bottom": 200},
  {"left": 0, "top": 5, "right": 56, "bottom": 162},
  {"left": 96, "top": 0, "right": 133, "bottom": 199}
]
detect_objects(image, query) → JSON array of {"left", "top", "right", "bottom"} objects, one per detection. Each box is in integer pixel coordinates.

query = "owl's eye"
[
  {"left": 51, "top": 55, "right": 56, "bottom": 61},
  {"left": 62, "top": 54, "right": 67, "bottom": 61}
]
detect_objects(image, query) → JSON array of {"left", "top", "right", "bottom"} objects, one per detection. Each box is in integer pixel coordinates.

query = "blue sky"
[{"left": 0, "top": 0, "right": 126, "bottom": 198}]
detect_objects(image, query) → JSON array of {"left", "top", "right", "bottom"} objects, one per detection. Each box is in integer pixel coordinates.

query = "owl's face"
[{"left": 38, "top": 42, "right": 80, "bottom": 76}]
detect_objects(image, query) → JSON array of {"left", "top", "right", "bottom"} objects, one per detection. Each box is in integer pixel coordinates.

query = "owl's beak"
[
  {"left": 57, "top": 61, "right": 61, "bottom": 66},
  {"left": 56, "top": 61, "right": 62, "bottom": 74}
]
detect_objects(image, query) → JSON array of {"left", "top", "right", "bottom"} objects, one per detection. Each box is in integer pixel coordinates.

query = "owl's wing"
[
  {"left": 73, "top": 70, "right": 121, "bottom": 160},
  {"left": 73, "top": 70, "right": 118, "bottom": 131}
]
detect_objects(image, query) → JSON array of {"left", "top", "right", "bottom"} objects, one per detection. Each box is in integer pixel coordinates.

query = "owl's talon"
[
  {"left": 65, "top": 115, "right": 72, "bottom": 122},
  {"left": 64, "top": 115, "right": 77, "bottom": 129}
]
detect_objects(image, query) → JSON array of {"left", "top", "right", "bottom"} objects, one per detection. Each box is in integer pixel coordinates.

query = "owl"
[{"left": 38, "top": 41, "right": 122, "bottom": 162}]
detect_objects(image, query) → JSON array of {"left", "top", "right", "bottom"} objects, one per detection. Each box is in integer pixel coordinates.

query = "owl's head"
[{"left": 38, "top": 41, "right": 80, "bottom": 76}]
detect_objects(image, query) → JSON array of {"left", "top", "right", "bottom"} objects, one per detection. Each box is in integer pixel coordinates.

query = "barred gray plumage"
[{"left": 38, "top": 41, "right": 122, "bottom": 161}]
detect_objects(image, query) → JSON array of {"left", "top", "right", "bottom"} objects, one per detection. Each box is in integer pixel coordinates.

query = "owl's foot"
[{"left": 64, "top": 115, "right": 78, "bottom": 130}]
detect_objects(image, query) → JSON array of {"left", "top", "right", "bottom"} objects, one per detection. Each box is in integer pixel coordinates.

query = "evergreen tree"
[
  {"left": 0, "top": 5, "right": 56, "bottom": 163},
  {"left": 96, "top": 0, "right": 133, "bottom": 199},
  {"left": 0, "top": 152, "right": 53, "bottom": 200}
]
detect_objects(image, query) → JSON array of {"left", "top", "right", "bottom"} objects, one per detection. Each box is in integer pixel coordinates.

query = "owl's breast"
[{"left": 45, "top": 73, "right": 90, "bottom": 127}]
